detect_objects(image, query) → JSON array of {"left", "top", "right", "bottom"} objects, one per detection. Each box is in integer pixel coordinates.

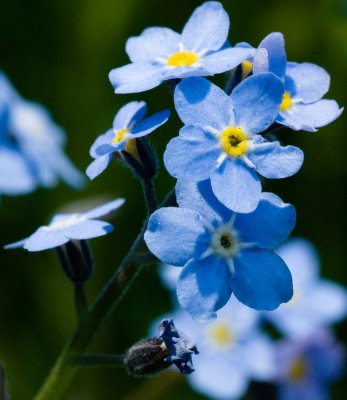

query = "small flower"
[
  {"left": 124, "top": 318, "right": 198, "bottom": 376},
  {"left": 5, "top": 199, "right": 125, "bottom": 251},
  {"left": 274, "top": 329, "right": 345, "bottom": 400},
  {"left": 264, "top": 238, "right": 347, "bottom": 338},
  {"left": 145, "top": 180, "right": 295, "bottom": 322},
  {"left": 164, "top": 74, "right": 303, "bottom": 213},
  {"left": 0, "top": 71, "right": 85, "bottom": 196},
  {"left": 154, "top": 299, "right": 274, "bottom": 400},
  {"left": 86, "top": 101, "right": 170, "bottom": 180},
  {"left": 108, "top": 2, "right": 254, "bottom": 94},
  {"left": 252, "top": 32, "right": 343, "bottom": 131}
]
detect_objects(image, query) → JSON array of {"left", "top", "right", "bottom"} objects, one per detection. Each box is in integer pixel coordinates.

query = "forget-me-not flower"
[
  {"left": 87, "top": 101, "right": 170, "bottom": 179},
  {"left": 145, "top": 179, "right": 295, "bottom": 322},
  {"left": 252, "top": 33, "right": 343, "bottom": 131},
  {"left": 264, "top": 238, "right": 347, "bottom": 338},
  {"left": 109, "top": 2, "right": 254, "bottom": 94},
  {"left": 274, "top": 329, "right": 344, "bottom": 400},
  {"left": 5, "top": 199, "right": 125, "bottom": 251},
  {"left": 0, "top": 71, "right": 84, "bottom": 195},
  {"left": 164, "top": 74, "right": 303, "bottom": 213}
]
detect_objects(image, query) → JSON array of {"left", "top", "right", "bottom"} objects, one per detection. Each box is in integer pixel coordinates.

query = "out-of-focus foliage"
[{"left": 0, "top": 0, "right": 346, "bottom": 399}]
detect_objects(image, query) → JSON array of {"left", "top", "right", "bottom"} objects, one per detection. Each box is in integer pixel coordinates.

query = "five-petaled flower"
[
  {"left": 86, "top": 101, "right": 170, "bottom": 180},
  {"left": 145, "top": 180, "right": 295, "bottom": 322},
  {"left": 5, "top": 199, "right": 125, "bottom": 251},
  {"left": 164, "top": 74, "right": 304, "bottom": 213},
  {"left": 108, "top": 2, "right": 254, "bottom": 94}
]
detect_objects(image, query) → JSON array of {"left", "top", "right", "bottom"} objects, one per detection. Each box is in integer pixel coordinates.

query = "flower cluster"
[{"left": 0, "top": 72, "right": 84, "bottom": 196}]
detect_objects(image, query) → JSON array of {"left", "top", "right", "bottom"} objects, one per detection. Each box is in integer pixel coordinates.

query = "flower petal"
[
  {"left": 202, "top": 47, "right": 255, "bottom": 74},
  {"left": 65, "top": 220, "right": 114, "bottom": 240},
  {"left": 84, "top": 199, "right": 125, "bottom": 219},
  {"left": 86, "top": 154, "right": 112, "bottom": 180},
  {"left": 126, "top": 27, "right": 181, "bottom": 63},
  {"left": 89, "top": 130, "right": 114, "bottom": 158},
  {"left": 174, "top": 77, "right": 234, "bottom": 128},
  {"left": 23, "top": 228, "right": 68, "bottom": 251},
  {"left": 231, "top": 73, "right": 284, "bottom": 134},
  {"left": 109, "top": 63, "right": 163, "bottom": 94},
  {"left": 231, "top": 248, "right": 293, "bottom": 310},
  {"left": 181, "top": 2, "right": 229, "bottom": 52},
  {"left": 164, "top": 125, "right": 219, "bottom": 181},
  {"left": 211, "top": 158, "right": 261, "bottom": 213},
  {"left": 277, "top": 100, "right": 343, "bottom": 131},
  {"left": 250, "top": 141, "right": 304, "bottom": 178},
  {"left": 131, "top": 109, "right": 170, "bottom": 137},
  {"left": 254, "top": 32, "right": 287, "bottom": 80},
  {"left": 177, "top": 256, "right": 232, "bottom": 322},
  {"left": 286, "top": 62, "right": 330, "bottom": 103},
  {"left": 235, "top": 192, "right": 296, "bottom": 248},
  {"left": 113, "top": 101, "right": 147, "bottom": 130},
  {"left": 144, "top": 207, "right": 209, "bottom": 266}
]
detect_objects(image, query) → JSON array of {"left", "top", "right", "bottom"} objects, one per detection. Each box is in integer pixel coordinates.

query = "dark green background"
[{"left": 0, "top": 0, "right": 346, "bottom": 398}]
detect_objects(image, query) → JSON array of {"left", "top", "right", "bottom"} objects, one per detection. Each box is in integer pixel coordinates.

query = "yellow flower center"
[
  {"left": 241, "top": 60, "right": 253, "bottom": 80},
  {"left": 221, "top": 127, "right": 248, "bottom": 157},
  {"left": 288, "top": 357, "right": 307, "bottom": 381},
  {"left": 208, "top": 322, "right": 234, "bottom": 348},
  {"left": 112, "top": 128, "right": 128, "bottom": 145},
  {"left": 167, "top": 51, "right": 199, "bottom": 67},
  {"left": 280, "top": 91, "right": 292, "bottom": 112}
]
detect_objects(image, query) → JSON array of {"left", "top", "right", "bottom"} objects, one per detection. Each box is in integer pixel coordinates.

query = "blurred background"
[{"left": 0, "top": 0, "right": 346, "bottom": 398}]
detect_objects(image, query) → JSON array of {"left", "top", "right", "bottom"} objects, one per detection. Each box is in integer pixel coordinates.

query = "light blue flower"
[
  {"left": 86, "top": 101, "right": 170, "bottom": 179},
  {"left": 145, "top": 180, "right": 295, "bottom": 322},
  {"left": 264, "top": 238, "right": 347, "bottom": 338},
  {"left": 0, "top": 71, "right": 85, "bottom": 195},
  {"left": 164, "top": 74, "right": 303, "bottom": 213},
  {"left": 5, "top": 199, "right": 125, "bottom": 251},
  {"left": 155, "top": 298, "right": 275, "bottom": 400},
  {"left": 109, "top": 2, "right": 254, "bottom": 94},
  {"left": 274, "top": 329, "right": 344, "bottom": 400},
  {"left": 252, "top": 33, "right": 343, "bottom": 131}
]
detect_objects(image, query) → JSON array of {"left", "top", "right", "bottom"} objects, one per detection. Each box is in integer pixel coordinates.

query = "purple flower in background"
[
  {"left": 5, "top": 199, "right": 124, "bottom": 251},
  {"left": 264, "top": 238, "right": 347, "bottom": 338},
  {"left": 274, "top": 329, "right": 345, "bottom": 400},
  {"left": 109, "top": 2, "right": 253, "bottom": 93}
]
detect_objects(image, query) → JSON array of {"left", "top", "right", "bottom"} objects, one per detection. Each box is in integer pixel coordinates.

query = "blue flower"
[
  {"left": 252, "top": 33, "right": 343, "bottom": 131},
  {"left": 274, "top": 329, "right": 345, "bottom": 400},
  {"left": 164, "top": 74, "right": 303, "bottom": 213},
  {"left": 145, "top": 179, "right": 295, "bottom": 322},
  {"left": 264, "top": 238, "right": 347, "bottom": 338},
  {"left": 155, "top": 299, "right": 275, "bottom": 400},
  {"left": 86, "top": 101, "right": 170, "bottom": 179},
  {"left": 0, "top": 71, "right": 85, "bottom": 196},
  {"left": 5, "top": 199, "right": 125, "bottom": 251},
  {"left": 108, "top": 2, "right": 254, "bottom": 94}
]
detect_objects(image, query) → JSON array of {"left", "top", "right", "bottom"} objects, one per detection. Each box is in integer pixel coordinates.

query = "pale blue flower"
[
  {"left": 86, "top": 101, "right": 170, "bottom": 179},
  {"left": 164, "top": 74, "right": 303, "bottom": 213},
  {"left": 5, "top": 199, "right": 125, "bottom": 251},
  {"left": 145, "top": 180, "right": 295, "bottom": 322},
  {"left": 264, "top": 238, "right": 347, "bottom": 338},
  {"left": 109, "top": 2, "right": 254, "bottom": 93}
]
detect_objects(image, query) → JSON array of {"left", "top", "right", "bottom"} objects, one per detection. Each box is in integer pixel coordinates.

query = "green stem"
[
  {"left": 141, "top": 178, "right": 157, "bottom": 215},
  {"left": 73, "top": 354, "right": 125, "bottom": 368},
  {"left": 73, "top": 283, "right": 88, "bottom": 322},
  {"left": 33, "top": 190, "right": 174, "bottom": 400}
]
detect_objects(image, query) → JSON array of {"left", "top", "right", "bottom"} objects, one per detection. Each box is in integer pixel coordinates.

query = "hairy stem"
[{"left": 73, "top": 283, "right": 88, "bottom": 322}]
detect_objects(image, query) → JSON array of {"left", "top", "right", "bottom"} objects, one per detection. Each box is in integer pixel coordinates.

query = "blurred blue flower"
[
  {"left": 5, "top": 199, "right": 125, "bottom": 251},
  {"left": 158, "top": 318, "right": 198, "bottom": 374},
  {"left": 156, "top": 298, "right": 275, "bottom": 399},
  {"left": 109, "top": 2, "right": 254, "bottom": 93},
  {"left": 145, "top": 180, "right": 295, "bottom": 322},
  {"left": 164, "top": 74, "right": 303, "bottom": 213},
  {"left": 0, "top": 71, "right": 85, "bottom": 196},
  {"left": 252, "top": 33, "right": 343, "bottom": 131},
  {"left": 274, "top": 329, "right": 345, "bottom": 400},
  {"left": 264, "top": 238, "right": 347, "bottom": 338},
  {"left": 86, "top": 101, "right": 170, "bottom": 179}
]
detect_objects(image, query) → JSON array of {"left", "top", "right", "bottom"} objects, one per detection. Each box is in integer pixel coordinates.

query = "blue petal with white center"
[{"left": 113, "top": 101, "right": 147, "bottom": 130}]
